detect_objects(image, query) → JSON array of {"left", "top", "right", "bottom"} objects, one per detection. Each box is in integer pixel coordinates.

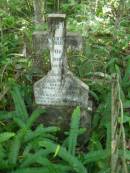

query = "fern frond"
[
  {"left": 39, "top": 140, "right": 87, "bottom": 173},
  {"left": 11, "top": 86, "right": 28, "bottom": 123},
  {"left": 21, "top": 154, "right": 72, "bottom": 173},
  {"left": 63, "top": 128, "right": 86, "bottom": 148},
  {"left": 0, "top": 132, "right": 15, "bottom": 143},
  {"left": 37, "top": 156, "right": 71, "bottom": 172},
  {"left": 21, "top": 156, "right": 51, "bottom": 168},
  {"left": 0, "top": 111, "right": 16, "bottom": 120},
  {"left": 8, "top": 129, "right": 27, "bottom": 165},
  {"left": 0, "top": 144, "right": 5, "bottom": 160},
  {"left": 68, "top": 106, "right": 80, "bottom": 156},
  {"left": 83, "top": 149, "right": 110, "bottom": 164},
  {"left": 39, "top": 126, "right": 60, "bottom": 133},
  {"left": 20, "top": 149, "right": 50, "bottom": 167},
  {"left": 22, "top": 143, "right": 32, "bottom": 158},
  {"left": 11, "top": 167, "right": 53, "bottom": 173},
  {"left": 13, "top": 117, "right": 26, "bottom": 128},
  {"left": 0, "top": 160, "right": 14, "bottom": 170},
  {"left": 26, "top": 108, "right": 45, "bottom": 128},
  {"left": 24, "top": 125, "right": 59, "bottom": 142}
]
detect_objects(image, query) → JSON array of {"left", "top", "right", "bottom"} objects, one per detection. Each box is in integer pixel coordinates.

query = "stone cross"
[
  {"left": 34, "top": 14, "right": 90, "bottom": 110},
  {"left": 32, "top": 24, "right": 83, "bottom": 73}
]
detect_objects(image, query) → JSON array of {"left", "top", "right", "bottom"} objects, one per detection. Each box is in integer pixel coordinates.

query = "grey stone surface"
[
  {"left": 33, "top": 14, "right": 92, "bottom": 142},
  {"left": 32, "top": 31, "right": 84, "bottom": 52},
  {"left": 32, "top": 15, "right": 84, "bottom": 73},
  {"left": 34, "top": 14, "right": 89, "bottom": 109}
]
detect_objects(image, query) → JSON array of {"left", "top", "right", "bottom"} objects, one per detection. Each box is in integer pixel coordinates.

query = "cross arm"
[
  {"left": 32, "top": 31, "right": 84, "bottom": 53},
  {"left": 66, "top": 32, "right": 84, "bottom": 51}
]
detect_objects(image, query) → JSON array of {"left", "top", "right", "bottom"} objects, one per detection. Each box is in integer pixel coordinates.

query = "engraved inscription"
[{"left": 34, "top": 14, "right": 89, "bottom": 108}]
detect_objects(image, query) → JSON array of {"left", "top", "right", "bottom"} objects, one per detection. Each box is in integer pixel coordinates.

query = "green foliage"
[
  {"left": 11, "top": 167, "right": 57, "bottom": 173},
  {"left": 1, "top": 0, "right": 130, "bottom": 172},
  {"left": 11, "top": 85, "right": 29, "bottom": 123},
  {"left": 68, "top": 106, "right": 80, "bottom": 156},
  {"left": 83, "top": 150, "right": 110, "bottom": 164},
  {"left": 26, "top": 108, "right": 45, "bottom": 128},
  {"left": 0, "top": 85, "right": 88, "bottom": 173},
  {"left": 8, "top": 129, "right": 27, "bottom": 165},
  {"left": 0, "top": 132, "right": 15, "bottom": 143},
  {"left": 39, "top": 140, "right": 87, "bottom": 173}
]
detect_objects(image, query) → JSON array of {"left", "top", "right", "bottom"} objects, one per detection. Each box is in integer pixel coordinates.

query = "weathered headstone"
[
  {"left": 33, "top": 14, "right": 92, "bottom": 141},
  {"left": 34, "top": 14, "right": 89, "bottom": 107}
]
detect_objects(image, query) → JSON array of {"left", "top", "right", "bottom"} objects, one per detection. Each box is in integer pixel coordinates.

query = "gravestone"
[{"left": 33, "top": 14, "right": 92, "bottom": 141}]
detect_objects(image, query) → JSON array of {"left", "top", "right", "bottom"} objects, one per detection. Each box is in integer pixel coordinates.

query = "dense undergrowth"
[
  {"left": 0, "top": 85, "right": 87, "bottom": 173},
  {"left": 1, "top": 0, "right": 130, "bottom": 172}
]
